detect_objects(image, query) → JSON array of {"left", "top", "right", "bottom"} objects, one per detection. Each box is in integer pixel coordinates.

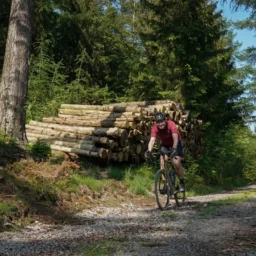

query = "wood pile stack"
[{"left": 25, "top": 100, "right": 203, "bottom": 163}]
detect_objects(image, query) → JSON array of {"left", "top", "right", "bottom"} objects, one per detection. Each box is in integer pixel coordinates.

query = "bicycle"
[{"left": 147, "top": 150, "right": 186, "bottom": 210}]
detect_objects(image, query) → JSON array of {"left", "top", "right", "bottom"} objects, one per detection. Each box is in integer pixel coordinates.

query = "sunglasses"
[{"left": 156, "top": 121, "right": 166, "bottom": 125}]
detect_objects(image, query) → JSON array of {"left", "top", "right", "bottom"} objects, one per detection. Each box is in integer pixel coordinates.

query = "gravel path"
[{"left": 0, "top": 185, "right": 255, "bottom": 256}]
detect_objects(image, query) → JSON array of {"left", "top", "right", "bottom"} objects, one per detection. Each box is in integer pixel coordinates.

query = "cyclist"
[{"left": 145, "top": 112, "right": 186, "bottom": 192}]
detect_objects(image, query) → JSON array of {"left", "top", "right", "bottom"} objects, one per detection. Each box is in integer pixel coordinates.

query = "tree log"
[
  {"left": 26, "top": 135, "right": 96, "bottom": 151},
  {"left": 43, "top": 117, "right": 131, "bottom": 129},
  {"left": 59, "top": 108, "right": 142, "bottom": 118},
  {"left": 60, "top": 104, "right": 143, "bottom": 113},
  {"left": 26, "top": 100, "right": 203, "bottom": 160},
  {"left": 26, "top": 132, "right": 94, "bottom": 144},
  {"left": 104, "top": 100, "right": 176, "bottom": 107},
  {"left": 57, "top": 114, "right": 138, "bottom": 122},
  {"left": 25, "top": 127, "right": 117, "bottom": 148},
  {"left": 49, "top": 145, "right": 107, "bottom": 158},
  {"left": 28, "top": 121, "right": 127, "bottom": 138}
]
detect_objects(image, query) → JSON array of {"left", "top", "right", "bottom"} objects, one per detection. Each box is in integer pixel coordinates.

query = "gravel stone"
[{"left": 0, "top": 185, "right": 255, "bottom": 256}]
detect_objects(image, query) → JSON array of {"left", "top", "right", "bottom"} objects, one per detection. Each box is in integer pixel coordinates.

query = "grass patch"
[
  {"left": 49, "top": 152, "right": 66, "bottom": 165},
  {"left": 77, "top": 239, "right": 125, "bottom": 256},
  {"left": 198, "top": 206, "right": 217, "bottom": 216},
  {"left": 0, "top": 131, "right": 17, "bottom": 146},
  {"left": 161, "top": 212, "right": 179, "bottom": 218},
  {"left": 28, "top": 176, "right": 57, "bottom": 203},
  {"left": 0, "top": 201, "right": 19, "bottom": 232},
  {"left": 56, "top": 171, "right": 106, "bottom": 193},
  {"left": 107, "top": 165, "right": 126, "bottom": 180},
  {"left": 209, "top": 190, "right": 256, "bottom": 206},
  {"left": 125, "top": 173, "right": 152, "bottom": 195},
  {"left": 124, "top": 166, "right": 154, "bottom": 195},
  {"left": 26, "top": 139, "right": 51, "bottom": 162},
  {"left": 0, "top": 201, "right": 17, "bottom": 215},
  {"left": 70, "top": 173, "right": 106, "bottom": 191},
  {"left": 186, "top": 184, "right": 224, "bottom": 197}
]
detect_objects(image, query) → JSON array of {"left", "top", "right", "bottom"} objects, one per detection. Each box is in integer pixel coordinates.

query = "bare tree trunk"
[{"left": 0, "top": 0, "right": 34, "bottom": 140}]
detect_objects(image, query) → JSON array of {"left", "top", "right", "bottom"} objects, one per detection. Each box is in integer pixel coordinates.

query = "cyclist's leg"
[
  {"left": 159, "top": 154, "right": 168, "bottom": 182},
  {"left": 172, "top": 140, "right": 186, "bottom": 190},
  {"left": 160, "top": 154, "right": 165, "bottom": 169},
  {"left": 172, "top": 156, "right": 184, "bottom": 178},
  {"left": 172, "top": 140, "right": 184, "bottom": 176}
]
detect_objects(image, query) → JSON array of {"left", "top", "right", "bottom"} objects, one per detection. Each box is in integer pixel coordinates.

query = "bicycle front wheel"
[{"left": 154, "top": 169, "right": 170, "bottom": 210}]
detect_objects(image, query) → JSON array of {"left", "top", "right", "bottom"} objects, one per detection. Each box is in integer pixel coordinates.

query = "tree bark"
[{"left": 0, "top": 0, "right": 34, "bottom": 140}]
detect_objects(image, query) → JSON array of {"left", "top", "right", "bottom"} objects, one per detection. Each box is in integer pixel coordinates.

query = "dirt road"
[{"left": 0, "top": 185, "right": 255, "bottom": 256}]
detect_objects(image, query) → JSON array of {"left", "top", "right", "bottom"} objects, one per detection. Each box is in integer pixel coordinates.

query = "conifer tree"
[
  {"left": 133, "top": 0, "right": 246, "bottom": 128},
  {"left": 32, "top": 0, "right": 139, "bottom": 102},
  {"left": 223, "top": 0, "right": 256, "bottom": 124}
]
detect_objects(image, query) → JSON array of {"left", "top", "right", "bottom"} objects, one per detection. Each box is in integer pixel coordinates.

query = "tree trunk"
[{"left": 0, "top": 0, "right": 34, "bottom": 140}]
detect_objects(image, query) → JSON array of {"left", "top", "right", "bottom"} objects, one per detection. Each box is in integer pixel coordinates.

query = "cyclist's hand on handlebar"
[
  {"left": 170, "top": 148, "right": 177, "bottom": 157},
  {"left": 144, "top": 150, "right": 152, "bottom": 161}
]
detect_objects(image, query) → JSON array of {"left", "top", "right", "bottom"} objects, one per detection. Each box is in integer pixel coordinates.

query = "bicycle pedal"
[{"left": 173, "top": 189, "right": 179, "bottom": 195}]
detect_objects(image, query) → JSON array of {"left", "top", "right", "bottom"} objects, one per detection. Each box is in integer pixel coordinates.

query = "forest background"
[{"left": 0, "top": 0, "right": 256, "bottom": 188}]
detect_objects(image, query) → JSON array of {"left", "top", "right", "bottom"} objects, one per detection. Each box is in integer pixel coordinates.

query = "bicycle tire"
[
  {"left": 154, "top": 169, "right": 170, "bottom": 210},
  {"left": 170, "top": 171, "right": 185, "bottom": 207}
]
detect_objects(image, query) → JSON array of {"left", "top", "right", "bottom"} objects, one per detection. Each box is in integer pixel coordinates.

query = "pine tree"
[
  {"left": 222, "top": 0, "right": 256, "bottom": 124},
  {"left": 133, "top": 0, "right": 247, "bottom": 128}
]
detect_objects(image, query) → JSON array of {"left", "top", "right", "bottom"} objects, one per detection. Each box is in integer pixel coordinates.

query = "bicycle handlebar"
[{"left": 146, "top": 150, "right": 178, "bottom": 160}]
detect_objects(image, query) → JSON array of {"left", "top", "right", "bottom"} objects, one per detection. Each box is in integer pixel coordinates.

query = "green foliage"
[
  {"left": 28, "top": 176, "right": 57, "bottom": 203},
  {"left": 198, "top": 206, "right": 217, "bottom": 216},
  {"left": 49, "top": 154, "right": 66, "bottom": 165},
  {"left": 27, "top": 35, "right": 67, "bottom": 121},
  {"left": 0, "top": 201, "right": 17, "bottom": 215},
  {"left": 194, "top": 125, "right": 256, "bottom": 186},
  {"left": 135, "top": 0, "right": 248, "bottom": 127},
  {"left": 124, "top": 165, "right": 154, "bottom": 195},
  {"left": 209, "top": 190, "right": 256, "bottom": 206},
  {"left": 26, "top": 139, "right": 51, "bottom": 162},
  {"left": 77, "top": 239, "right": 125, "bottom": 256},
  {"left": 0, "top": 131, "right": 17, "bottom": 147},
  {"left": 71, "top": 173, "right": 104, "bottom": 192},
  {"left": 56, "top": 171, "right": 106, "bottom": 193},
  {"left": 161, "top": 212, "right": 179, "bottom": 218},
  {"left": 107, "top": 165, "right": 126, "bottom": 180},
  {"left": 0, "top": 200, "right": 18, "bottom": 231},
  {"left": 66, "top": 80, "right": 114, "bottom": 105},
  {"left": 24, "top": 0, "right": 252, "bottom": 128},
  {"left": 240, "top": 132, "right": 256, "bottom": 181},
  {"left": 183, "top": 155, "right": 203, "bottom": 189}
]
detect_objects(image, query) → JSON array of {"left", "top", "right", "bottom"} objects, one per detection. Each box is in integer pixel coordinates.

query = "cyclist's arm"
[
  {"left": 148, "top": 137, "right": 156, "bottom": 152},
  {"left": 172, "top": 133, "right": 179, "bottom": 149}
]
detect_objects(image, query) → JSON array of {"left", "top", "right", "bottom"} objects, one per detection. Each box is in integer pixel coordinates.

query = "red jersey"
[{"left": 151, "top": 120, "right": 181, "bottom": 147}]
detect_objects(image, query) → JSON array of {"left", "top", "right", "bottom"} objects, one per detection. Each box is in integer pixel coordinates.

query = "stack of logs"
[{"left": 25, "top": 100, "right": 203, "bottom": 163}]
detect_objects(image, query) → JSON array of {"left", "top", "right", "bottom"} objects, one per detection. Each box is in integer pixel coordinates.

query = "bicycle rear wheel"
[
  {"left": 170, "top": 171, "right": 185, "bottom": 207},
  {"left": 154, "top": 169, "right": 170, "bottom": 210}
]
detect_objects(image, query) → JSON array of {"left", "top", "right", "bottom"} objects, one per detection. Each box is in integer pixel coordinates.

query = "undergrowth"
[{"left": 55, "top": 170, "right": 107, "bottom": 193}]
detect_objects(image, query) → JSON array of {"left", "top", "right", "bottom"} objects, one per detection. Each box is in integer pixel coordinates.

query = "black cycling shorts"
[{"left": 160, "top": 140, "right": 184, "bottom": 157}]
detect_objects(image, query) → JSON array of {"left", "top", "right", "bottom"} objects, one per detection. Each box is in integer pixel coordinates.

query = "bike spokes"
[
  {"left": 172, "top": 179, "right": 185, "bottom": 207},
  {"left": 154, "top": 169, "right": 170, "bottom": 210}
]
